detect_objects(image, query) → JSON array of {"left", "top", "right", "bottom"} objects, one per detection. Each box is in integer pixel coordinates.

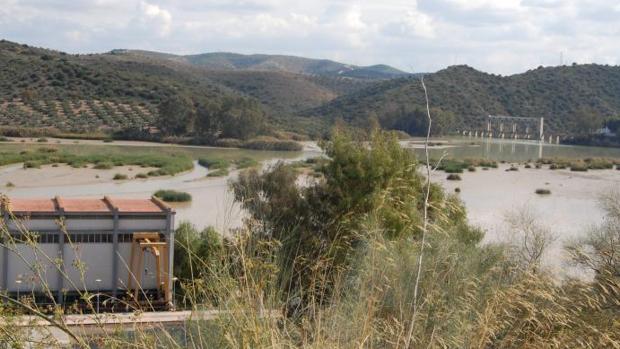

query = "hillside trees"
[
  {"left": 569, "top": 107, "right": 604, "bottom": 135},
  {"left": 386, "top": 105, "right": 456, "bottom": 136},
  {"left": 156, "top": 94, "right": 267, "bottom": 140},
  {"left": 156, "top": 95, "right": 195, "bottom": 136}
]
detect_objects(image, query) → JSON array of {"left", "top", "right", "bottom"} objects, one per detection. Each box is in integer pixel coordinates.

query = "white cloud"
[
  {"left": 139, "top": 1, "right": 172, "bottom": 37},
  {"left": 1, "top": 0, "right": 619, "bottom": 74}
]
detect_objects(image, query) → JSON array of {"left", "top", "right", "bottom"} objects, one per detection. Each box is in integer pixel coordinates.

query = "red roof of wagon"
[{"left": 1, "top": 196, "right": 172, "bottom": 215}]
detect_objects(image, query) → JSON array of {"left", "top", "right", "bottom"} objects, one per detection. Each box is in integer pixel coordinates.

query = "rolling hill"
[
  {"left": 2, "top": 39, "right": 620, "bottom": 140},
  {"left": 306, "top": 65, "right": 620, "bottom": 135},
  {"left": 111, "top": 50, "right": 410, "bottom": 80}
]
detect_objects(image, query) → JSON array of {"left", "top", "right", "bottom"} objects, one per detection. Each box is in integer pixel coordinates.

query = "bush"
[
  {"left": 584, "top": 158, "right": 613, "bottom": 170},
  {"left": 467, "top": 166, "right": 476, "bottom": 172},
  {"left": 154, "top": 189, "right": 192, "bottom": 202},
  {"left": 234, "top": 157, "right": 258, "bottom": 169},
  {"left": 36, "top": 137, "right": 48, "bottom": 142},
  {"left": 0, "top": 136, "right": 10, "bottom": 142},
  {"left": 112, "top": 173, "right": 127, "bottom": 180},
  {"left": 535, "top": 188, "right": 551, "bottom": 195},
  {"left": 570, "top": 163, "right": 588, "bottom": 172},
  {"left": 23, "top": 161, "right": 42, "bottom": 169},
  {"left": 93, "top": 162, "right": 114, "bottom": 170},
  {"left": 241, "top": 137, "right": 302, "bottom": 151},
  {"left": 506, "top": 166, "right": 519, "bottom": 172},
  {"left": 198, "top": 158, "right": 229, "bottom": 170},
  {"left": 135, "top": 173, "right": 148, "bottom": 179},
  {"left": 6, "top": 182, "right": 14, "bottom": 187},
  {"left": 447, "top": 174, "right": 462, "bottom": 181},
  {"left": 214, "top": 138, "right": 244, "bottom": 148}
]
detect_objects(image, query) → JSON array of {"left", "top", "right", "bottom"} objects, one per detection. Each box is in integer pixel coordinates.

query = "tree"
[
  {"left": 570, "top": 108, "right": 604, "bottom": 135},
  {"left": 219, "top": 98, "right": 266, "bottom": 140},
  {"left": 156, "top": 95, "right": 195, "bottom": 136},
  {"left": 231, "top": 130, "right": 478, "bottom": 305},
  {"left": 194, "top": 100, "right": 223, "bottom": 137}
]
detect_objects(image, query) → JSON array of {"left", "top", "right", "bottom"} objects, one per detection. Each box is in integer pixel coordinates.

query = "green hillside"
[
  {"left": 306, "top": 65, "right": 620, "bottom": 135},
  {"left": 115, "top": 50, "right": 410, "bottom": 80},
  {"left": 2, "top": 39, "right": 620, "bottom": 141}
]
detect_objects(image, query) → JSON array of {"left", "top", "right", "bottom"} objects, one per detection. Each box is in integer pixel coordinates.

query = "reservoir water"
[{"left": 1, "top": 137, "right": 619, "bottom": 275}]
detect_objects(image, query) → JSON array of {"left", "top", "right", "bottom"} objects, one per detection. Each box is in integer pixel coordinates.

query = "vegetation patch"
[
  {"left": 112, "top": 173, "right": 127, "bottom": 180},
  {"left": 433, "top": 158, "right": 498, "bottom": 173},
  {"left": 0, "top": 147, "right": 193, "bottom": 176},
  {"left": 535, "top": 188, "right": 552, "bottom": 195},
  {"left": 446, "top": 174, "right": 462, "bottom": 181},
  {"left": 154, "top": 189, "right": 192, "bottom": 202},
  {"left": 93, "top": 161, "right": 114, "bottom": 170},
  {"left": 539, "top": 157, "right": 616, "bottom": 171},
  {"left": 234, "top": 157, "right": 259, "bottom": 169}
]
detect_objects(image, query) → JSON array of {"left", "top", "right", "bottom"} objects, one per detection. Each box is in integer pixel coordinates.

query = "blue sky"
[{"left": 1, "top": 0, "right": 619, "bottom": 74}]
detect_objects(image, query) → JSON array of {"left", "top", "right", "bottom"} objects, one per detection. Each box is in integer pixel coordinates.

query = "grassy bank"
[
  {"left": 199, "top": 156, "right": 259, "bottom": 177},
  {"left": 0, "top": 146, "right": 193, "bottom": 176},
  {"left": 430, "top": 158, "right": 498, "bottom": 173},
  {"left": 537, "top": 157, "right": 620, "bottom": 171}
]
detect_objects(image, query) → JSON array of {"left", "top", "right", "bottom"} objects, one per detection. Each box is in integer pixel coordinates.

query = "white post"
[
  {"left": 539, "top": 117, "right": 545, "bottom": 142},
  {"left": 95, "top": 278, "right": 102, "bottom": 313}
]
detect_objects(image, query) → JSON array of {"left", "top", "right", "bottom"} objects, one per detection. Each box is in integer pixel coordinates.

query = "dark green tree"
[
  {"left": 156, "top": 95, "right": 195, "bottom": 136},
  {"left": 232, "top": 130, "right": 480, "bottom": 305},
  {"left": 219, "top": 98, "right": 266, "bottom": 140}
]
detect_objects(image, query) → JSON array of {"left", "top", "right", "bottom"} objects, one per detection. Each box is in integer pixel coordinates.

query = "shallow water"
[
  {"left": 407, "top": 137, "right": 620, "bottom": 162},
  {"left": 1, "top": 138, "right": 618, "bottom": 262},
  {"left": 0, "top": 141, "right": 313, "bottom": 232}
]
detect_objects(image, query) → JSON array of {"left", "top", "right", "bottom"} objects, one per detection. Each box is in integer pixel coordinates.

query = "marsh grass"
[
  {"left": 0, "top": 147, "right": 193, "bottom": 176},
  {"left": 154, "top": 190, "right": 192, "bottom": 202},
  {"left": 433, "top": 158, "right": 498, "bottom": 173}
]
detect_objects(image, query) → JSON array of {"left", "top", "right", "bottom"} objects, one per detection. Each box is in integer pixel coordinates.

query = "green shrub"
[
  {"left": 235, "top": 157, "right": 259, "bottom": 169},
  {"left": 241, "top": 137, "right": 302, "bottom": 151},
  {"left": 214, "top": 138, "right": 243, "bottom": 148},
  {"left": 198, "top": 158, "right": 229, "bottom": 170},
  {"left": 93, "top": 162, "right": 114, "bottom": 170},
  {"left": 447, "top": 174, "right": 462, "bottom": 181},
  {"left": 535, "top": 188, "right": 551, "bottom": 195},
  {"left": 0, "top": 136, "right": 10, "bottom": 142},
  {"left": 112, "top": 173, "right": 127, "bottom": 180},
  {"left": 6, "top": 182, "right": 15, "bottom": 188},
  {"left": 36, "top": 137, "right": 48, "bottom": 142},
  {"left": 584, "top": 158, "right": 613, "bottom": 170},
  {"left": 506, "top": 166, "right": 519, "bottom": 171},
  {"left": 467, "top": 166, "right": 476, "bottom": 172},
  {"left": 135, "top": 173, "right": 148, "bottom": 179},
  {"left": 23, "top": 161, "right": 42, "bottom": 169},
  {"left": 570, "top": 163, "right": 588, "bottom": 172},
  {"left": 154, "top": 189, "right": 192, "bottom": 202}
]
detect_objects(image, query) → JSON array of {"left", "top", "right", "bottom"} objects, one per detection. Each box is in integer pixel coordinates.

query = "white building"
[{"left": 0, "top": 196, "right": 175, "bottom": 311}]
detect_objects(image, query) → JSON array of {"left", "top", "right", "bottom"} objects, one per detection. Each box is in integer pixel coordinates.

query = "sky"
[{"left": 1, "top": 0, "right": 619, "bottom": 75}]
